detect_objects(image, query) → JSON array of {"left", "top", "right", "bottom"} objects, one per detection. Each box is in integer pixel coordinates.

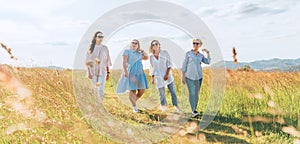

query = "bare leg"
[
  {"left": 129, "top": 90, "right": 137, "bottom": 107},
  {"left": 136, "top": 89, "right": 145, "bottom": 101}
]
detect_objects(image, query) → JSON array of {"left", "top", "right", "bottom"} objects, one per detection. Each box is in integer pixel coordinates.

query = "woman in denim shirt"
[{"left": 181, "top": 38, "right": 211, "bottom": 118}]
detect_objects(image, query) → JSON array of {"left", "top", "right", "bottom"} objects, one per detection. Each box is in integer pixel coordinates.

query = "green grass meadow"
[{"left": 1, "top": 67, "right": 300, "bottom": 143}]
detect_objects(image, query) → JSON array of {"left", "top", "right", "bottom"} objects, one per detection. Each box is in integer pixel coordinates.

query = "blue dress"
[{"left": 116, "top": 49, "right": 148, "bottom": 94}]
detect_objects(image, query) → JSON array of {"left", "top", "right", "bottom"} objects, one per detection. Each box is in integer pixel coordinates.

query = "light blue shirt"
[
  {"left": 181, "top": 50, "right": 211, "bottom": 80},
  {"left": 123, "top": 49, "right": 143, "bottom": 69}
]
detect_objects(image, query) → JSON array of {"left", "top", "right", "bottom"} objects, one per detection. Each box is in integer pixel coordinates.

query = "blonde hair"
[
  {"left": 149, "top": 40, "right": 160, "bottom": 54},
  {"left": 193, "top": 38, "right": 203, "bottom": 46},
  {"left": 131, "top": 39, "right": 141, "bottom": 51}
]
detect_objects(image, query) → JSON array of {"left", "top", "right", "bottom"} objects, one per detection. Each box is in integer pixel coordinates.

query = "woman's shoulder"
[
  {"left": 197, "top": 51, "right": 205, "bottom": 57},
  {"left": 159, "top": 50, "right": 171, "bottom": 57},
  {"left": 101, "top": 45, "right": 109, "bottom": 51},
  {"left": 185, "top": 50, "right": 193, "bottom": 56},
  {"left": 124, "top": 49, "right": 132, "bottom": 53},
  {"left": 100, "top": 44, "right": 110, "bottom": 50},
  {"left": 160, "top": 50, "right": 169, "bottom": 54},
  {"left": 123, "top": 49, "right": 132, "bottom": 55}
]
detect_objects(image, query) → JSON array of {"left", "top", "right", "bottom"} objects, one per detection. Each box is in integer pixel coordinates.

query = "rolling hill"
[{"left": 213, "top": 58, "right": 300, "bottom": 72}]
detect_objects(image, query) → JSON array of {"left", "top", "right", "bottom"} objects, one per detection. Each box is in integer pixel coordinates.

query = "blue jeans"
[
  {"left": 92, "top": 76, "right": 106, "bottom": 101},
  {"left": 186, "top": 78, "right": 203, "bottom": 112},
  {"left": 158, "top": 82, "right": 178, "bottom": 106}
]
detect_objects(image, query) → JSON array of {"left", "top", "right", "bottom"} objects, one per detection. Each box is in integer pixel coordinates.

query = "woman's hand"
[
  {"left": 151, "top": 77, "right": 155, "bottom": 85},
  {"left": 182, "top": 73, "right": 186, "bottom": 84},
  {"left": 88, "top": 73, "right": 92, "bottom": 79},
  {"left": 106, "top": 73, "right": 110, "bottom": 80},
  {"left": 182, "top": 77, "right": 186, "bottom": 85},
  {"left": 141, "top": 51, "right": 149, "bottom": 60},
  {"left": 87, "top": 67, "right": 92, "bottom": 79},
  {"left": 124, "top": 71, "right": 129, "bottom": 78},
  {"left": 123, "top": 56, "right": 128, "bottom": 78},
  {"left": 86, "top": 60, "right": 93, "bottom": 67},
  {"left": 164, "top": 67, "right": 171, "bottom": 81},
  {"left": 164, "top": 73, "right": 169, "bottom": 81},
  {"left": 202, "top": 48, "right": 210, "bottom": 54}
]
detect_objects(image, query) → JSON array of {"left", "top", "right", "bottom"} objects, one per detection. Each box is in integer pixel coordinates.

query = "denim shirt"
[{"left": 181, "top": 50, "right": 211, "bottom": 80}]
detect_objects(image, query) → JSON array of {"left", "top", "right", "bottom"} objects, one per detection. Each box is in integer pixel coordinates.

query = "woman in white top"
[
  {"left": 149, "top": 40, "right": 181, "bottom": 113},
  {"left": 86, "top": 31, "right": 112, "bottom": 101}
]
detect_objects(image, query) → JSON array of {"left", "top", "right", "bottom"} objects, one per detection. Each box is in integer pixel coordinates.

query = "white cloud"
[
  {"left": 197, "top": 0, "right": 298, "bottom": 19},
  {"left": 0, "top": 0, "right": 76, "bottom": 16},
  {"left": 1, "top": 0, "right": 300, "bottom": 67},
  {"left": 194, "top": 0, "right": 300, "bottom": 62}
]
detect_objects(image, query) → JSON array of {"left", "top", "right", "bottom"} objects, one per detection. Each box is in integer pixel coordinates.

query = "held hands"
[
  {"left": 140, "top": 50, "right": 149, "bottom": 60},
  {"left": 139, "top": 49, "right": 145, "bottom": 55}
]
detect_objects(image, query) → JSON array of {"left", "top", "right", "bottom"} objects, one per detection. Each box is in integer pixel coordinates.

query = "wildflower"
[
  {"left": 233, "top": 47, "right": 238, "bottom": 64},
  {"left": 267, "top": 101, "right": 275, "bottom": 107},
  {"left": 1, "top": 42, "right": 17, "bottom": 60},
  {"left": 95, "top": 82, "right": 101, "bottom": 87},
  {"left": 95, "top": 58, "right": 100, "bottom": 64}
]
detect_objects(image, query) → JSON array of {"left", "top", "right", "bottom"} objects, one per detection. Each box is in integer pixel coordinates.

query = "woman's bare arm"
[{"left": 123, "top": 55, "right": 129, "bottom": 77}]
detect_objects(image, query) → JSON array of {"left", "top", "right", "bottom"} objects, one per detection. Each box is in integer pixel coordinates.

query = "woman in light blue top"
[
  {"left": 149, "top": 40, "right": 181, "bottom": 113},
  {"left": 181, "top": 38, "right": 211, "bottom": 118},
  {"left": 116, "top": 39, "right": 149, "bottom": 113}
]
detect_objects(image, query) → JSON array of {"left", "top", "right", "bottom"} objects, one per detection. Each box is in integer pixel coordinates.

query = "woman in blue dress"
[{"left": 116, "top": 39, "right": 149, "bottom": 113}]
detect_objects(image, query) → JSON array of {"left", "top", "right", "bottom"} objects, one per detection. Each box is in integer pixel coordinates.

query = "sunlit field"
[{"left": 1, "top": 65, "right": 300, "bottom": 143}]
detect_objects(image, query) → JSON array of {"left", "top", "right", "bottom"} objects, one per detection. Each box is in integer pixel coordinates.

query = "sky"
[{"left": 0, "top": 0, "right": 299, "bottom": 68}]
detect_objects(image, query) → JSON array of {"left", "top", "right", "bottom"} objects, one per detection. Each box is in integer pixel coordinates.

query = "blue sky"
[{"left": 0, "top": 0, "right": 299, "bottom": 68}]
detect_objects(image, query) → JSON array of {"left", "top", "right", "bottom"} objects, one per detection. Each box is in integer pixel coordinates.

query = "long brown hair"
[{"left": 89, "top": 31, "right": 103, "bottom": 54}]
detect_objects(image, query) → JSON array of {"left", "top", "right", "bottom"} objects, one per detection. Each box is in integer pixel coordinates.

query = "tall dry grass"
[{"left": 0, "top": 66, "right": 299, "bottom": 143}]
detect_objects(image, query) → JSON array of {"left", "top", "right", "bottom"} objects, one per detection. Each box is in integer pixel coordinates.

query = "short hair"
[{"left": 193, "top": 38, "right": 203, "bottom": 45}]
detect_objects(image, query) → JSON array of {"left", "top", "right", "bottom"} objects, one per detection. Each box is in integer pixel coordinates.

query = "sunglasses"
[
  {"left": 193, "top": 42, "right": 201, "bottom": 45},
  {"left": 151, "top": 43, "right": 159, "bottom": 47},
  {"left": 131, "top": 42, "right": 138, "bottom": 45},
  {"left": 96, "top": 36, "right": 104, "bottom": 39}
]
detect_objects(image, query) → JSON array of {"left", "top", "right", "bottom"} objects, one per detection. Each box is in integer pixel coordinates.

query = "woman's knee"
[{"left": 137, "top": 89, "right": 145, "bottom": 97}]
